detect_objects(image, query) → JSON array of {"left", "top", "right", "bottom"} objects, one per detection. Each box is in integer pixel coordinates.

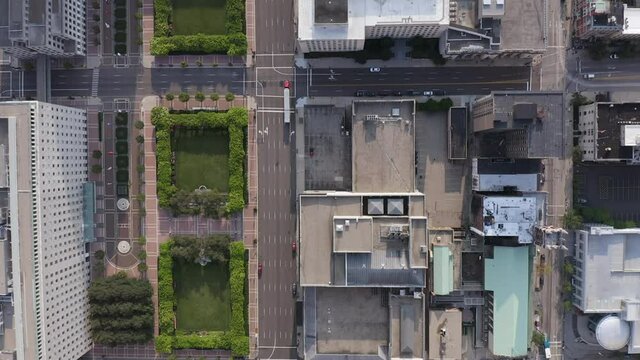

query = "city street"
[
  {"left": 253, "top": 0, "right": 299, "bottom": 359},
  {"left": 307, "top": 66, "right": 531, "bottom": 96}
]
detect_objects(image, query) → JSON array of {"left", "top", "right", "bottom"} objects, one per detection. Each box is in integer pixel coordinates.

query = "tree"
[
  {"left": 136, "top": 134, "right": 144, "bottom": 144},
  {"left": 92, "top": 150, "right": 102, "bottom": 159},
  {"left": 170, "top": 235, "right": 231, "bottom": 264},
  {"left": 95, "top": 250, "right": 105, "bottom": 260},
  {"left": 532, "top": 331, "right": 545, "bottom": 346},
  {"left": 563, "top": 300, "right": 574, "bottom": 312},
  {"left": 195, "top": 91, "right": 205, "bottom": 106},
  {"left": 180, "top": 61, "right": 188, "bottom": 68},
  {"left": 135, "top": 120, "right": 144, "bottom": 129},
  {"left": 201, "top": 191, "right": 226, "bottom": 219},
  {"left": 138, "top": 250, "right": 147, "bottom": 261},
  {"left": 210, "top": 93, "right": 220, "bottom": 108},
  {"left": 138, "top": 236, "right": 147, "bottom": 245},
  {"left": 138, "top": 262, "right": 148, "bottom": 272},
  {"left": 91, "top": 164, "right": 103, "bottom": 174},
  {"left": 178, "top": 93, "right": 190, "bottom": 109},
  {"left": 165, "top": 93, "right": 175, "bottom": 109},
  {"left": 563, "top": 262, "right": 574, "bottom": 275},
  {"left": 88, "top": 273, "right": 154, "bottom": 346},
  {"left": 563, "top": 209, "right": 583, "bottom": 229},
  {"left": 225, "top": 92, "right": 235, "bottom": 103}
]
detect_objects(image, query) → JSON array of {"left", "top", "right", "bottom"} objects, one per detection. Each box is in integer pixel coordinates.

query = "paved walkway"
[
  {"left": 141, "top": 95, "right": 161, "bottom": 335},
  {"left": 243, "top": 108, "right": 259, "bottom": 358}
]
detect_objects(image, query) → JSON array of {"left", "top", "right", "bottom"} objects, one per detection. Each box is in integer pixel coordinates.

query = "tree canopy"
[
  {"left": 88, "top": 272, "right": 154, "bottom": 346},
  {"left": 170, "top": 234, "right": 232, "bottom": 264}
]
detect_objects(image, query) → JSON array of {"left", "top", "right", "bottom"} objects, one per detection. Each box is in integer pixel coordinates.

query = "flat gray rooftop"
[
  {"left": 316, "top": 287, "right": 388, "bottom": 354},
  {"left": 352, "top": 100, "right": 415, "bottom": 193},
  {"left": 314, "top": 0, "right": 348, "bottom": 24},
  {"left": 304, "top": 105, "right": 352, "bottom": 191}
]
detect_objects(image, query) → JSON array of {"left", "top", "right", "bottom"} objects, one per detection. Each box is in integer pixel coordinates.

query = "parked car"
[
  {"left": 258, "top": 263, "right": 263, "bottom": 277},
  {"left": 609, "top": 53, "right": 619, "bottom": 59},
  {"left": 369, "top": 67, "right": 381, "bottom": 73},
  {"left": 292, "top": 283, "right": 297, "bottom": 297},
  {"left": 283, "top": 80, "right": 291, "bottom": 88},
  {"left": 292, "top": 241, "right": 297, "bottom": 253},
  {"left": 583, "top": 73, "right": 595, "bottom": 79},
  {"left": 356, "top": 90, "right": 366, "bottom": 97},
  {"left": 423, "top": 91, "right": 434, "bottom": 96},
  {"left": 577, "top": 198, "right": 588, "bottom": 204}
]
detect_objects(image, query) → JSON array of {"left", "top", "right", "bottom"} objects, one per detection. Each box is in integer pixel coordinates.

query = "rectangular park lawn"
[
  {"left": 172, "top": 0, "right": 227, "bottom": 35},
  {"left": 174, "top": 260, "right": 231, "bottom": 332},
  {"left": 174, "top": 128, "right": 229, "bottom": 193}
]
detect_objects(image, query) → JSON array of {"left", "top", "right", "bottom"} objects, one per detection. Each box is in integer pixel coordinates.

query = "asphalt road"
[
  {"left": 307, "top": 66, "right": 531, "bottom": 96},
  {"left": 254, "top": 0, "right": 299, "bottom": 358},
  {"left": 6, "top": 67, "right": 247, "bottom": 100}
]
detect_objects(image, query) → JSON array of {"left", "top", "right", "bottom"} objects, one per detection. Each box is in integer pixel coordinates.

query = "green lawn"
[
  {"left": 172, "top": 0, "right": 227, "bottom": 35},
  {"left": 174, "top": 260, "right": 231, "bottom": 332},
  {"left": 174, "top": 128, "right": 229, "bottom": 192}
]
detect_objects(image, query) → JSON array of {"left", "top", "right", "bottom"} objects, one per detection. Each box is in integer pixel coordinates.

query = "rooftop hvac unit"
[
  {"left": 344, "top": 220, "right": 350, "bottom": 227},
  {"left": 420, "top": 245, "right": 428, "bottom": 254},
  {"left": 391, "top": 108, "right": 400, "bottom": 117},
  {"left": 336, "top": 224, "right": 344, "bottom": 232},
  {"left": 365, "top": 114, "right": 379, "bottom": 121}
]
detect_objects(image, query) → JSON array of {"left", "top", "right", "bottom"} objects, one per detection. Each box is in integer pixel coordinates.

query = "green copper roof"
[
  {"left": 484, "top": 246, "right": 530, "bottom": 358},
  {"left": 433, "top": 245, "right": 453, "bottom": 295}
]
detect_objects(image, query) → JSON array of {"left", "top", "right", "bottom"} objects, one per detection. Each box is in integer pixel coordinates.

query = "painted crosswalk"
[{"left": 91, "top": 68, "right": 100, "bottom": 97}]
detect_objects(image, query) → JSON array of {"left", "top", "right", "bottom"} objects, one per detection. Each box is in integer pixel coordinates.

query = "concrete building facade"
[
  {"left": 573, "top": 225, "right": 640, "bottom": 354},
  {"left": 0, "top": 102, "right": 91, "bottom": 360},
  {"left": 297, "top": 0, "right": 449, "bottom": 52},
  {"left": 0, "top": 0, "right": 86, "bottom": 58},
  {"left": 577, "top": 102, "right": 640, "bottom": 163},
  {"left": 574, "top": 0, "right": 640, "bottom": 40}
]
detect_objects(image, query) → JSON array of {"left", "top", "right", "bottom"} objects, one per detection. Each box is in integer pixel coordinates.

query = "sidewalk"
[{"left": 140, "top": 95, "right": 161, "bottom": 336}]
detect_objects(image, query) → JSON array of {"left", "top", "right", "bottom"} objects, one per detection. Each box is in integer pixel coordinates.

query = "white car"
[
  {"left": 423, "top": 91, "right": 433, "bottom": 96},
  {"left": 609, "top": 53, "right": 619, "bottom": 59},
  {"left": 369, "top": 67, "right": 381, "bottom": 73}
]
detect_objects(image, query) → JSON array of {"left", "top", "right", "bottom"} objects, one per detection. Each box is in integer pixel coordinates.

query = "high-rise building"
[
  {"left": 574, "top": 0, "right": 640, "bottom": 40},
  {"left": 0, "top": 101, "right": 91, "bottom": 360},
  {"left": 0, "top": 0, "right": 86, "bottom": 58},
  {"left": 297, "top": 0, "right": 449, "bottom": 53}
]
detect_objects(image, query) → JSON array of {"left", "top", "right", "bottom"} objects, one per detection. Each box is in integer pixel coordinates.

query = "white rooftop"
[
  {"left": 596, "top": 315, "right": 630, "bottom": 351},
  {"left": 298, "top": 0, "right": 448, "bottom": 41},
  {"left": 622, "top": 125, "right": 640, "bottom": 146},
  {"left": 579, "top": 227, "right": 640, "bottom": 313},
  {"left": 480, "top": 196, "right": 537, "bottom": 243},
  {"left": 623, "top": 6, "right": 640, "bottom": 35}
]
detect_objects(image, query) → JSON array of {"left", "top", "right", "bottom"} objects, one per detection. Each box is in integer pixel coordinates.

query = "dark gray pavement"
[
  {"left": 307, "top": 66, "right": 531, "bottom": 96},
  {"left": 254, "top": 0, "right": 299, "bottom": 359}
]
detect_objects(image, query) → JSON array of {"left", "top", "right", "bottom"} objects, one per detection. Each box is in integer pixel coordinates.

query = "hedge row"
[
  {"left": 225, "top": 0, "right": 245, "bottom": 34},
  {"left": 154, "top": 0, "right": 172, "bottom": 37},
  {"left": 152, "top": 0, "right": 247, "bottom": 55},
  {"left": 156, "top": 241, "right": 248, "bottom": 356},
  {"left": 150, "top": 33, "right": 247, "bottom": 56},
  {"left": 151, "top": 107, "right": 248, "bottom": 213},
  {"left": 158, "top": 241, "right": 175, "bottom": 335}
]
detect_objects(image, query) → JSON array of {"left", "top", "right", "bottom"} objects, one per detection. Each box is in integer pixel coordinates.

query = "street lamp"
[{"left": 289, "top": 130, "right": 295, "bottom": 143}]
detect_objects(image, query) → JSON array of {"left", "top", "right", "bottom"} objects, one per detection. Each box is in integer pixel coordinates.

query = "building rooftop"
[
  {"left": 595, "top": 103, "right": 640, "bottom": 160},
  {"left": 448, "top": 107, "right": 468, "bottom": 160},
  {"left": 577, "top": 226, "right": 640, "bottom": 313},
  {"left": 474, "top": 92, "right": 565, "bottom": 158},
  {"left": 299, "top": 193, "right": 427, "bottom": 286},
  {"left": 428, "top": 309, "right": 462, "bottom": 360},
  {"left": 299, "top": 0, "right": 449, "bottom": 41},
  {"left": 484, "top": 246, "right": 530, "bottom": 358},
  {"left": 624, "top": 5, "right": 640, "bottom": 35},
  {"left": 471, "top": 195, "right": 538, "bottom": 244},
  {"left": 314, "top": 0, "right": 349, "bottom": 24},
  {"left": 472, "top": 159, "right": 542, "bottom": 192},
  {"left": 480, "top": 0, "right": 505, "bottom": 17},
  {"left": 390, "top": 295, "right": 424, "bottom": 358},
  {"left": 352, "top": 100, "right": 415, "bottom": 193}
]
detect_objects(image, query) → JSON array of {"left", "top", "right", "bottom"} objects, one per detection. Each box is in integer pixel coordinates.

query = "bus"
[{"left": 284, "top": 87, "right": 290, "bottom": 124}]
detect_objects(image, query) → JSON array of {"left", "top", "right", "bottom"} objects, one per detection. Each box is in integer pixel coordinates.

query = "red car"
[
  {"left": 292, "top": 241, "right": 297, "bottom": 253},
  {"left": 258, "top": 263, "right": 263, "bottom": 277},
  {"left": 283, "top": 80, "right": 291, "bottom": 88}
]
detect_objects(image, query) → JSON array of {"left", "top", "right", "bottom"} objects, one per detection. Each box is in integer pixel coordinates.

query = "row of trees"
[
  {"left": 169, "top": 189, "right": 226, "bottom": 218},
  {"left": 165, "top": 92, "right": 235, "bottom": 109},
  {"left": 88, "top": 272, "right": 154, "bottom": 346},
  {"left": 170, "top": 234, "right": 231, "bottom": 264}
]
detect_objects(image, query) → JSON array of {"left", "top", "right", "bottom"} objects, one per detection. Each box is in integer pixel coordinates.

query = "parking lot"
[{"left": 576, "top": 164, "right": 640, "bottom": 223}]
